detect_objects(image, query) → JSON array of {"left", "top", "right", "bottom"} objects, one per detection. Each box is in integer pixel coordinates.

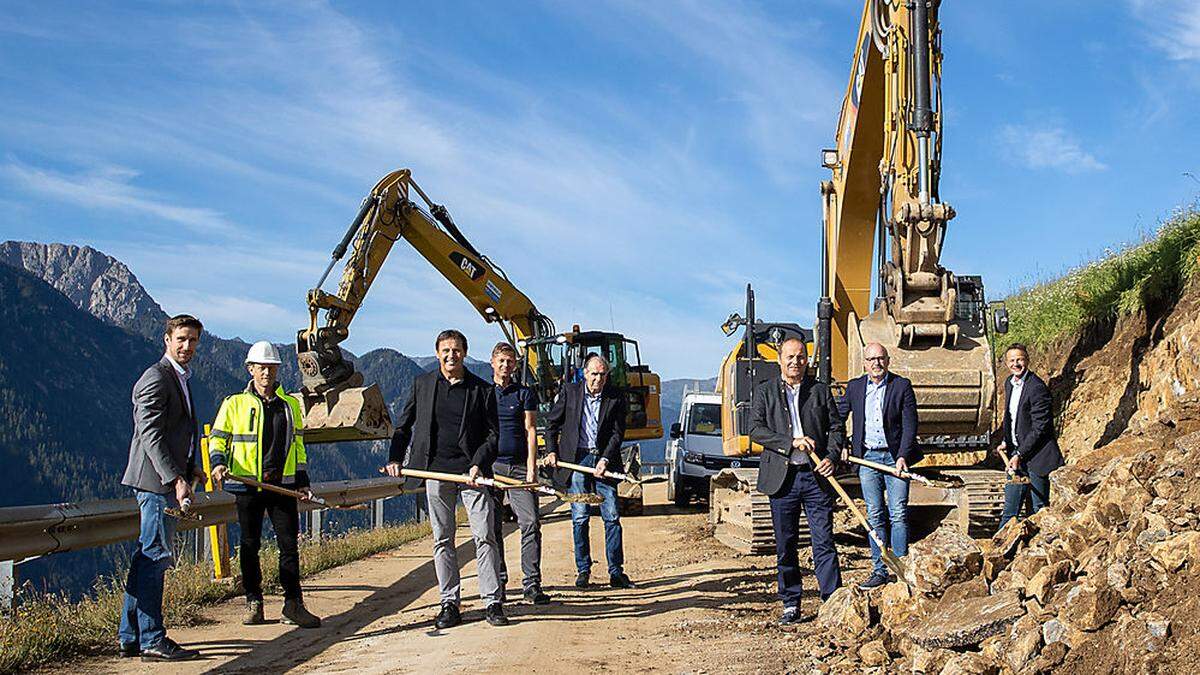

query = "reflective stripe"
[
  {"left": 232, "top": 434, "right": 257, "bottom": 442},
  {"left": 209, "top": 452, "right": 228, "bottom": 467},
  {"left": 295, "top": 463, "right": 307, "bottom": 471},
  {"left": 209, "top": 429, "right": 233, "bottom": 440}
]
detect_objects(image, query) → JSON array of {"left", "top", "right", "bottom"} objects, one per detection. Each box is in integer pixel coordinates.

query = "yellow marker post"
[{"left": 201, "top": 424, "right": 232, "bottom": 579}]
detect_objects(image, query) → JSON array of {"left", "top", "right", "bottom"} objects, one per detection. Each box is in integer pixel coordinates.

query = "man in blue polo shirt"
[{"left": 489, "top": 342, "right": 551, "bottom": 605}]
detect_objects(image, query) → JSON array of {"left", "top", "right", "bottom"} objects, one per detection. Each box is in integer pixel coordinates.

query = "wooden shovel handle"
[{"left": 556, "top": 460, "right": 635, "bottom": 483}]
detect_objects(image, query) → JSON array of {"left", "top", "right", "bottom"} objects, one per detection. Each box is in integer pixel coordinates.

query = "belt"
[{"left": 578, "top": 447, "right": 598, "bottom": 455}]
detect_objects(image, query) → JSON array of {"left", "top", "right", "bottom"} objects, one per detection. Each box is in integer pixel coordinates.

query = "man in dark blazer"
[
  {"left": 118, "top": 314, "right": 205, "bottom": 662},
  {"left": 837, "top": 342, "right": 920, "bottom": 590},
  {"left": 543, "top": 353, "right": 632, "bottom": 589},
  {"left": 385, "top": 329, "right": 506, "bottom": 628},
  {"left": 997, "top": 343, "right": 1063, "bottom": 529},
  {"left": 749, "top": 337, "right": 845, "bottom": 624}
]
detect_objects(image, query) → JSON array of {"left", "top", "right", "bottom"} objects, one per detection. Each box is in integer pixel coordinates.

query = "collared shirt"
[
  {"left": 430, "top": 374, "right": 470, "bottom": 473},
  {"left": 580, "top": 389, "right": 602, "bottom": 450},
  {"left": 165, "top": 354, "right": 194, "bottom": 457},
  {"left": 494, "top": 381, "right": 539, "bottom": 464},
  {"left": 1009, "top": 373, "right": 1026, "bottom": 445},
  {"left": 783, "top": 379, "right": 808, "bottom": 466},
  {"left": 864, "top": 375, "right": 888, "bottom": 450}
]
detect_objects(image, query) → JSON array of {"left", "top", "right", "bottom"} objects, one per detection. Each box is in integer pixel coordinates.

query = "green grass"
[
  {"left": 0, "top": 520, "right": 432, "bottom": 673},
  {"left": 1002, "top": 208, "right": 1200, "bottom": 350}
]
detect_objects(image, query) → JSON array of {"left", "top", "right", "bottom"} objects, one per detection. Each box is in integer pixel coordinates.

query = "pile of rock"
[{"left": 812, "top": 430, "right": 1200, "bottom": 674}]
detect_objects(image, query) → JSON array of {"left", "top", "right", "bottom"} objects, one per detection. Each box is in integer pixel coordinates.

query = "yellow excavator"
[
  {"left": 711, "top": 0, "right": 1010, "bottom": 553},
  {"left": 294, "top": 169, "right": 662, "bottom": 456}
]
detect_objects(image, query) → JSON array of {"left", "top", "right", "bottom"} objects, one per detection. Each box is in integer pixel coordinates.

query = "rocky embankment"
[{"left": 806, "top": 277, "right": 1200, "bottom": 673}]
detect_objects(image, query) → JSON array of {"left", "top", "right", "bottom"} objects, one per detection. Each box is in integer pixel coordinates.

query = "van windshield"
[{"left": 686, "top": 403, "right": 722, "bottom": 436}]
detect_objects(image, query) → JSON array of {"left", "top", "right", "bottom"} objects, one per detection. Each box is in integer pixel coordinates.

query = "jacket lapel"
[
  {"left": 159, "top": 357, "right": 189, "bottom": 420},
  {"left": 459, "top": 379, "right": 474, "bottom": 442}
]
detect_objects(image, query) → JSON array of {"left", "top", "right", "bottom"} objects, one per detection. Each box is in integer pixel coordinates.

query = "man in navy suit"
[
  {"left": 837, "top": 342, "right": 920, "bottom": 589},
  {"left": 997, "top": 343, "right": 1064, "bottom": 529}
]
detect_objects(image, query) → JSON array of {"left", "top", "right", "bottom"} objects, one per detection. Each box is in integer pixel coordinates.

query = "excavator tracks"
[{"left": 709, "top": 469, "right": 809, "bottom": 555}]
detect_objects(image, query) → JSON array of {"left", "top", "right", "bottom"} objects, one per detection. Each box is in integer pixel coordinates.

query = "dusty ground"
[{"left": 74, "top": 483, "right": 874, "bottom": 674}]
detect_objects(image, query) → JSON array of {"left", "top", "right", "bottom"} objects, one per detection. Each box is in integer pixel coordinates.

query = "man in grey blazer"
[{"left": 117, "top": 314, "right": 205, "bottom": 661}]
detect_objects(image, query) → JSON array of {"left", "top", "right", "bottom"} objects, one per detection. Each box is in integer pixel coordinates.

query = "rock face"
[
  {"left": 816, "top": 587, "right": 873, "bottom": 645},
  {"left": 0, "top": 240, "right": 168, "bottom": 338},
  {"left": 910, "top": 591, "right": 1024, "bottom": 649}
]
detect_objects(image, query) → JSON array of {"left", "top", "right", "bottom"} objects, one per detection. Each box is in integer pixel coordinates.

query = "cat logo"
[{"left": 448, "top": 252, "right": 485, "bottom": 281}]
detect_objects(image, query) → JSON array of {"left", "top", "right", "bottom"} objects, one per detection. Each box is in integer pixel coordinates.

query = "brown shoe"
[
  {"left": 242, "top": 599, "right": 265, "bottom": 625},
  {"left": 282, "top": 598, "right": 321, "bottom": 629}
]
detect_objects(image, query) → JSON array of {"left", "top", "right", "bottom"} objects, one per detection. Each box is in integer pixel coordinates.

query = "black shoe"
[
  {"left": 778, "top": 606, "right": 802, "bottom": 625},
  {"left": 609, "top": 573, "right": 635, "bottom": 589},
  {"left": 119, "top": 642, "right": 140, "bottom": 658},
  {"left": 575, "top": 572, "right": 590, "bottom": 588},
  {"left": 857, "top": 571, "right": 890, "bottom": 590},
  {"left": 485, "top": 603, "right": 510, "bottom": 627},
  {"left": 523, "top": 585, "right": 552, "bottom": 605},
  {"left": 434, "top": 603, "right": 461, "bottom": 629},
  {"left": 140, "top": 638, "right": 199, "bottom": 661}
]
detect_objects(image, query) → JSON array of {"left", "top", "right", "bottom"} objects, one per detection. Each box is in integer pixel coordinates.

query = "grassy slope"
[
  {"left": 1002, "top": 209, "right": 1200, "bottom": 350},
  {"left": 0, "top": 521, "right": 432, "bottom": 672}
]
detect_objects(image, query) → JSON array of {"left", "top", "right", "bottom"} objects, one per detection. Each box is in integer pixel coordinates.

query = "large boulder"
[
  {"left": 904, "top": 524, "right": 983, "bottom": 596},
  {"left": 1024, "top": 559, "right": 1074, "bottom": 605},
  {"left": 1060, "top": 583, "right": 1121, "bottom": 631},
  {"left": 817, "top": 586, "right": 874, "bottom": 645},
  {"left": 1148, "top": 531, "right": 1200, "bottom": 571},
  {"left": 910, "top": 591, "right": 1025, "bottom": 649}
]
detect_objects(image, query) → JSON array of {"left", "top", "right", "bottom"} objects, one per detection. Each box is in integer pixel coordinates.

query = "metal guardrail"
[{"left": 0, "top": 477, "right": 414, "bottom": 564}]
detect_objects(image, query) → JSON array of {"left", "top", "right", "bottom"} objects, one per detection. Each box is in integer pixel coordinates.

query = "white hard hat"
[{"left": 246, "top": 340, "right": 283, "bottom": 365}]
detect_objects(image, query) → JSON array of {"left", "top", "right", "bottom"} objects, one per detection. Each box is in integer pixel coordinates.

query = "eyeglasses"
[{"left": 864, "top": 356, "right": 888, "bottom": 363}]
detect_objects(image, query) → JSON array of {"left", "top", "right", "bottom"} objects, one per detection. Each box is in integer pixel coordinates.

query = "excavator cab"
[{"left": 527, "top": 328, "right": 663, "bottom": 442}]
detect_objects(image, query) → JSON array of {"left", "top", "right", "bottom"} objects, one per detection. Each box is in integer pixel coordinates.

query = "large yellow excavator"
[
  {"left": 294, "top": 169, "right": 662, "bottom": 450},
  {"left": 711, "top": 0, "right": 1010, "bottom": 553}
]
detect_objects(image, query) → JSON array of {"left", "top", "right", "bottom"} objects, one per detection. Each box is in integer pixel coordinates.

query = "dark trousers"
[
  {"left": 492, "top": 463, "right": 542, "bottom": 594},
  {"left": 998, "top": 471, "right": 1051, "bottom": 530},
  {"left": 769, "top": 464, "right": 841, "bottom": 608},
  {"left": 236, "top": 490, "right": 302, "bottom": 601}
]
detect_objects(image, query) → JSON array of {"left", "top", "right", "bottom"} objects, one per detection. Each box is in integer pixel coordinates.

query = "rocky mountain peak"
[{"left": 0, "top": 240, "right": 167, "bottom": 339}]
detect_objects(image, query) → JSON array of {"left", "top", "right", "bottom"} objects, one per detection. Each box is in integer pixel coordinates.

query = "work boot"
[
  {"left": 857, "top": 571, "right": 890, "bottom": 590},
  {"left": 523, "top": 585, "right": 552, "bottom": 605},
  {"left": 485, "top": 603, "right": 510, "bottom": 627},
  {"left": 435, "top": 603, "right": 461, "bottom": 629},
  {"left": 609, "top": 573, "right": 635, "bottom": 589},
  {"left": 778, "top": 606, "right": 802, "bottom": 626},
  {"left": 242, "top": 599, "right": 265, "bottom": 625},
  {"left": 140, "top": 638, "right": 199, "bottom": 661},
  {"left": 281, "top": 598, "right": 321, "bottom": 629},
  {"left": 574, "top": 572, "right": 590, "bottom": 588}
]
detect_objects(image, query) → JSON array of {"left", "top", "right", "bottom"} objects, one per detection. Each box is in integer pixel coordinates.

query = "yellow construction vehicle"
[
  {"left": 711, "top": 0, "right": 1010, "bottom": 553},
  {"left": 294, "top": 169, "right": 662, "bottom": 452}
]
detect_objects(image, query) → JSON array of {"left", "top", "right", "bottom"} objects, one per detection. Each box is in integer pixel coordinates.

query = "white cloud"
[
  {"left": 153, "top": 288, "right": 305, "bottom": 343},
  {"left": 998, "top": 124, "right": 1107, "bottom": 174},
  {"left": 1128, "top": 0, "right": 1200, "bottom": 61},
  {"left": 1, "top": 159, "right": 240, "bottom": 235}
]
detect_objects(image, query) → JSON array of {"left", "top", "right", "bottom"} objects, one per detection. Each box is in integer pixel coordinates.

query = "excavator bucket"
[{"left": 296, "top": 383, "right": 393, "bottom": 444}]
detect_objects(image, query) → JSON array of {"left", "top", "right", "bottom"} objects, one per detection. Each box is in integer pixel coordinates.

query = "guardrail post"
[
  {"left": 310, "top": 509, "right": 323, "bottom": 540},
  {"left": 200, "top": 426, "right": 233, "bottom": 579},
  {"left": 1, "top": 560, "right": 14, "bottom": 612},
  {"left": 373, "top": 499, "right": 385, "bottom": 529}
]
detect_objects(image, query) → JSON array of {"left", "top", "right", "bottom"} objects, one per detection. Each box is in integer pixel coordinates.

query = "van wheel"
[{"left": 672, "top": 481, "right": 689, "bottom": 508}]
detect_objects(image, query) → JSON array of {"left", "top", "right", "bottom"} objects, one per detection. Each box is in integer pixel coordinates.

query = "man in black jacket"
[
  {"left": 749, "top": 338, "right": 844, "bottom": 625},
  {"left": 543, "top": 353, "right": 632, "bottom": 589},
  {"left": 385, "top": 329, "right": 506, "bottom": 628},
  {"left": 997, "top": 343, "right": 1064, "bottom": 529}
]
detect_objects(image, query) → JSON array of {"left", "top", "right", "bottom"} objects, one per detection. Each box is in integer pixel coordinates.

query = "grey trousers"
[
  {"left": 426, "top": 479, "right": 503, "bottom": 607},
  {"left": 491, "top": 463, "right": 542, "bottom": 594}
]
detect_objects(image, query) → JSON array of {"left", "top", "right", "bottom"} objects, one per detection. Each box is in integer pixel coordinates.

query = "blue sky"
[{"left": 2, "top": 1, "right": 1198, "bottom": 380}]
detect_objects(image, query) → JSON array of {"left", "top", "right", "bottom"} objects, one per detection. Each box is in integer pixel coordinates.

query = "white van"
[{"left": 666, "top": 391, "right": 758, "bottom": 507}]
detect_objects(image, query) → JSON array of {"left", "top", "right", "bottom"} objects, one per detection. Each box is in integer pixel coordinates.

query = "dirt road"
[{"left": 79, "top": 483, "right": 874, "bottom": 673}]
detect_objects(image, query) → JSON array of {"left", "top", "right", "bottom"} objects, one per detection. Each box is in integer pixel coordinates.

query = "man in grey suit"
[{"left": 118, "top": 314, "right": 205, "bottom": 661}]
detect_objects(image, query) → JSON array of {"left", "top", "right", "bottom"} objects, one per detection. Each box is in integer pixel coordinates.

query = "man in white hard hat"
[{"left": 209, "top": 341, "right": 321, "bottom": 629}]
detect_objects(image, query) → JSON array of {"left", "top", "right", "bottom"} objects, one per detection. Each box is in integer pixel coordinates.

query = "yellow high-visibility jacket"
[{"left": 208, "top": 383, "right": 308, "bottom": 492}]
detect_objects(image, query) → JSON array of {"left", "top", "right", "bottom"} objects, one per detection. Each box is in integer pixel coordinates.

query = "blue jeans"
[
  {"left": 769, "top": 464, "right": 841, "bottom": 607},
  {"left": 858, "top": 449, "right": 910, "bottom": 576},
  {"left": 118, "top": 490, "right": 176, "bottom": 649},
  {"left": 999, "top": 471, "right": 1051, "bottom": 530},
  {"left": 568, "top": 453, "right": 624, "bottom": 577}
]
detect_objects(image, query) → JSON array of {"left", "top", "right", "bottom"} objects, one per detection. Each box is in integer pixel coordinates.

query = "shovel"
[
  {"left": 845, "top": 456, "right": 964, "bottom": 489},
  {"left": 225, "top": 474, "right": 368, "bottom": 510},
  {"left": 807, "top": 451, "right": 907, "bottom": 580},
  {"left": 555, "top": 459, "right": 639, "bottom": 484},
  {"left": 166, "top": 497, "right": 203, "bottom": 522},
  {"left": 491, "top": 472, "right": 605, "bottom": 505},
  {"left": 385, "top": 467, "right": 542, "bottom": 493}
]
